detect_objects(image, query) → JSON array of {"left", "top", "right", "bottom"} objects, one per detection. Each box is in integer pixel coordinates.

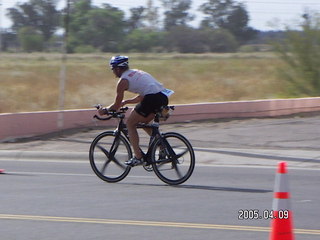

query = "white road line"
[
  {"left": 1, "top": 158, "right": 319, "bottom": 171},
  {"left": 4, "top": 171, "right": 154, "bottom": 179},
  {"left": 195, "top": 164, "right": 320, "bottom": 171}
]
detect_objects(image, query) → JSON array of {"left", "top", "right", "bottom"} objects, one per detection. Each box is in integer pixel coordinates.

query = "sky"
[{"left": 1, "top": 0, "right": 320, "bottom": 31}]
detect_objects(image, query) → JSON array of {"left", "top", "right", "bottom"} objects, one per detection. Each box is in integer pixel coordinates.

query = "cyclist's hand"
[
  {"left": 120, "top": 100, "right": 127, "bottom": 107},
  {"left": 98, "top": 107, "right": 108, "bottom": 116}
]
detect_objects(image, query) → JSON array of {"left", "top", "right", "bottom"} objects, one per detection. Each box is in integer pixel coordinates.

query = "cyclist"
[{"left": 98, "top": 55, "right": 173, "bottom": 166}]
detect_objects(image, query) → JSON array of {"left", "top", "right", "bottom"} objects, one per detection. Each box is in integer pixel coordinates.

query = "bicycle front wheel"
[
  {"left": 151, "top": 132, "right": 195, "bottom": 185},
  {"left": 89, "top": 131, "right": 132, "bottom": 183}
]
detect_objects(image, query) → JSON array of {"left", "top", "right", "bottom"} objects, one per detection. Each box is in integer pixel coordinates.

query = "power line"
[{"left": 242, "top": 1, "right": 320, "bottom": 5}]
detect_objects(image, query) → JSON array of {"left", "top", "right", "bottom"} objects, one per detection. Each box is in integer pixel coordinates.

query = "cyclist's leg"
[
  {"left": 126, "top": 110, "right": 154, "bottom": 159},
  {"left": 143, "top": 126, "right": 153, "bottom": 136},
  {"left": 127, "top": 92, "right": 167, "bottom": 159}
]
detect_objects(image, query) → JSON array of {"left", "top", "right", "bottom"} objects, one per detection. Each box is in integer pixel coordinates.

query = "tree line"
[
  {"left": 2, "top": 0, "right": 259, "bottom": 53},
  {"left": 2, "top": 0, "right": 320, "bottom": 98}
]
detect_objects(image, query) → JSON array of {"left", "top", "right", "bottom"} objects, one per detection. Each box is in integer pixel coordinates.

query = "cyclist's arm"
[
  {"left": 122, "top": 95, "right": 143, "bottom": 106},
  {"left": 108, "top": 78, "right": 129, "bottom": 111}
]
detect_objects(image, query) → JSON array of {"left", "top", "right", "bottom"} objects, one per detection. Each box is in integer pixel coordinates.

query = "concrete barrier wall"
[
  {"left": 1, "top": 97, "right": 320, "bottom": 141},
  {"left": 166, "top": 97, "right": 320, "bottom": 123}
]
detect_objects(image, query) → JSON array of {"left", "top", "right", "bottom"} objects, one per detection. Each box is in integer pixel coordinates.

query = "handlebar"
[
  {"left": 93, "top": 105, "right": 175, "bottom": 121},
  {"left": 93, "top": 115, "right": 113, "bottom": 121},
  {"left": 93, "top": 105, "right": 129, "bottom": 121}
]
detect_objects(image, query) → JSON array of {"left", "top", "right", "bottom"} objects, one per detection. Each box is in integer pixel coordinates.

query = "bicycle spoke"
[
  {"left": 154, "top": 158, "right": 171, "bottom": 165},
  {"left": 176, "top": 149, "right": 189, "bottom": 159},
  {"left": 110, "top": 139, "right": 120, "bottom": 156},
  {"left": 172, "top": 161, "right": 183, "bottom": 178},
  {"left": 112, "top": 157, "right": 127, "bottom": 170},
  {"left": 101, "top": 159, "right": 112, "bottom": 174},
  {"left": 96, "top": 145, "right": 112, "bottom": 174},
  {"left": 96, "top": 143, "right": 125, "bottom": 169},
  {"left": 97, "top": 145, "right": 110, "bottom": 158}
]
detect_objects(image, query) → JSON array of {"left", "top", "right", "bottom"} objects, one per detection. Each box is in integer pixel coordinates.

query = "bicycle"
[{"left": 89, "top": 106, "right": 195, "bottom": 185}]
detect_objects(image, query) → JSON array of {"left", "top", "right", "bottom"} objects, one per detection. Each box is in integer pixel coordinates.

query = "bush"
[
  {"left": 121, "top": 29, "right": 165, "bottom": 52},
  {"left": 273, "top": 13, "right": 320, "bottom": 97},
  {"left": 166, "top": 26, "right": 238, "bottom": 53},
  {"left": 166, "top": 26, "right": 208, "bottom": 53},
  {"left": 18, "top": 27, "right": 44, "bottom": 52},
  {"left": 74, "top": 45, "right": 97, "bottom": 53},
  {"left": 202, "top": 28, "right": 238, "bottom": 52}
]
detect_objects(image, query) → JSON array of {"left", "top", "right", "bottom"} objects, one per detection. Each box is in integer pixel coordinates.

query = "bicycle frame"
[{"left": 112, "top": 114, "right": 168, "bottom": 165}]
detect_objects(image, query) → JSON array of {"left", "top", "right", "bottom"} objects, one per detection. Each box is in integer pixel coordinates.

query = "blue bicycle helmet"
[{"left": 109, "top": 55, "right": 129, "bottom": 69}]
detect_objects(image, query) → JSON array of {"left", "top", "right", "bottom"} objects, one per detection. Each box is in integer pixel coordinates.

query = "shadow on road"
[
  {"left": 172, "top": 184, "right": 272, "bottom": 193},
  {"left": 122, "top": 182, "right": 272, "bottom": 193},
  {"left": 195, "top": 148, "right": 320, "bottom": 163}
]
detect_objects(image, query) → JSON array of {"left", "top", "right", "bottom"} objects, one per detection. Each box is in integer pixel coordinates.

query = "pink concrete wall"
[
  {"left": 165, "top": 97, "right": 320, "bottom": 123},
  {"left": 1, "top": 97, "right": 320, "bottom": 141}
]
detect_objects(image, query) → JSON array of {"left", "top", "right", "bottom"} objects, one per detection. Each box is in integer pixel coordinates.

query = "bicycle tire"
[
  {"left": 151, "top": 132, "right": 195, "bottom": 185},
  {"left": 89, "top": 131, "right": 132, "bottom": 183}
]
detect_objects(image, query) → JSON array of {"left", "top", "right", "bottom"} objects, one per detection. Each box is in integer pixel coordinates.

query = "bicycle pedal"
[
  {"left": 125, "top": 158, "right": 143, "bottom": 167},
  {"left": 143, "top": 164, "right": 153, "bottom": 172}
]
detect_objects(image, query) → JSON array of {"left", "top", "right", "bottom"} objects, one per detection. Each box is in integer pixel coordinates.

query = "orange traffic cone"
[{"left": 270, "top": 162, "right": 294, "bottom": 240}]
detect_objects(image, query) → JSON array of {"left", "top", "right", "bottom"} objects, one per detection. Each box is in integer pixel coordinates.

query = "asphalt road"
[
  {"left": 0, "top": 160, "right": 319, "bottom": 240},
  {"left": 0, "top": 115, "right": 320, "bottom": 239}
]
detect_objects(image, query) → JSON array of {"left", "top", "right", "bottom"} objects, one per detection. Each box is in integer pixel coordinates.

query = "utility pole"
[
  {"left": 0, "top": 0, "right": 2, "bottom": 52},
  {"left": 57, "top": 0, "right": 70, "bottom": 129}
]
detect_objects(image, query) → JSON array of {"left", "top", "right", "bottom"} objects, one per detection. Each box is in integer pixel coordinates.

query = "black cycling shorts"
[{"left": 135, "top": 92, "right": 168, "bottom": 117}]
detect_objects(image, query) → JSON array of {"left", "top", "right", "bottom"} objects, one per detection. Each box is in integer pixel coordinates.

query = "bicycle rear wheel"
[
  {"left": 89, "top": 131, "right": 132, "bottom": 183},
  {"left": 151, "top": 132, "right": 195, "bottom": 185}
]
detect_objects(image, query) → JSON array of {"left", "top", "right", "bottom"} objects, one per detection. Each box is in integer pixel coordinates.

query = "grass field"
[{"left": 0, "top": 52, "right": 286, "bottom": 113}]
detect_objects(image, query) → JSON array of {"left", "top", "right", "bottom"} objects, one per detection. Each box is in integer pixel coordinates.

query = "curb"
[{"left": 0, "top": 150, "right": 88, "bottom": 161}]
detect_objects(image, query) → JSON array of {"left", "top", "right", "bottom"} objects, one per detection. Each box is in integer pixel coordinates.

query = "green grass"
[{"left": 0, "top": 52, "right": 285, "bottom": 113}]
